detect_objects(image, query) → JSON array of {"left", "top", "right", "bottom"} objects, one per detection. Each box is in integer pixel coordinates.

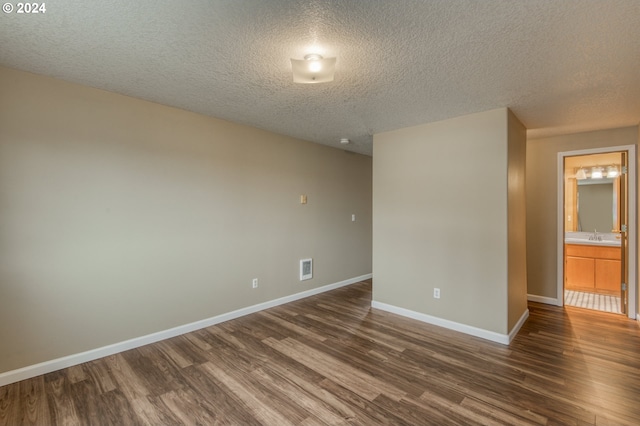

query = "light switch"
[
  {"left": 352, "top": 214, "right": 356, "bottom": 222},
  {"left": 300, "top": 195, "right": 307, "bottom": 204}
]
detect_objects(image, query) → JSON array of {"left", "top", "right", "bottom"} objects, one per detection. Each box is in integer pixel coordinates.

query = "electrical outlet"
[
  {"left": 252, "top": 278, "right": 258, "bottom": 288},
  {"left": 433, "top": 288, "right": 440, "bottom": 299}
]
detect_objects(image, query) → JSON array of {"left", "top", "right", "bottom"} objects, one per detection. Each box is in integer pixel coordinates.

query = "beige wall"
[
  {"left": 507, "top": 110, "right": 528, "bottom": 330},
  {"left": 373, "top": 108, "right": 527, "bottom": 335},
  {"left": 0, "top": 66, "right": 372, "bottom": 373},
  {"left": 526, "top": 126, "right": 638, "bottom": 300}
]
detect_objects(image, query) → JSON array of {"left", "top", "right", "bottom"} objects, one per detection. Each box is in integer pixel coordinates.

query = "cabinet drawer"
[{"left": 565, "top": 244, "right": 621, "bottom": 260}]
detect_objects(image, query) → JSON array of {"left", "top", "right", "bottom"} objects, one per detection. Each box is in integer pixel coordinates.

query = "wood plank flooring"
[{"left": 1, "top": 279, "right": 639, "bottom": 425}]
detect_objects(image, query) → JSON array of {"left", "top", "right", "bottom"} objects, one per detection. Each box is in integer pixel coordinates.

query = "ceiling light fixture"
[
  {"left": 340, "top": 138, "right": 350, "bottom": 145},
  {"left": 291, "top": 54, "right": 336, "bottom": 84}
]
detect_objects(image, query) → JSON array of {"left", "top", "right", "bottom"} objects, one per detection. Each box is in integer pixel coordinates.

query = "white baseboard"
[
  {"left": 509, "top": 309, "right": 530, "bottom": 343},
  {"left": 371, "top": 301, "right": 529, "bottom": 345},
  {"left": 527, "top": 294, "right": 561, "bottom": 306},
  {"left": 0, "top": 273, "right": 372, "bottom": 387}
]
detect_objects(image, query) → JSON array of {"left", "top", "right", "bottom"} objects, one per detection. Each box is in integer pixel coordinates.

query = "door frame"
[{"left": 557, "top": 145, "right": 637, "bottom": 319}]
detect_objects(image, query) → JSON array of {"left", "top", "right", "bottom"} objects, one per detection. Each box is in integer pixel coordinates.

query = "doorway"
[{"left": 558, "top": 146, "right": 637, "bottom": 318}]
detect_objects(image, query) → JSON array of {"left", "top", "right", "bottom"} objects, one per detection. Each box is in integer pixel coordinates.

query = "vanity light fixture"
[
  {"left": 291, "top": 54, "right": 336, "bottom": 84},
  {"left": 606, "top": 165, "right": 619, "bottom": 178},
  {"left": 591, "top": 166, "right": 603, "bottom": 179},
  {"left": 576, "top": 167, "right": 588, "bottom": 180}
]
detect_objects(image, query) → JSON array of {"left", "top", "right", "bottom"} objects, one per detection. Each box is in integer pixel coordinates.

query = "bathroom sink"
[{"left": 564, "top": 237, "right": 620, "bottom": 247}]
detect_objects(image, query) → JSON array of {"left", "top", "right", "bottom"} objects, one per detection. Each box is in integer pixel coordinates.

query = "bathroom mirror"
[
  {"left": 576, "top": 178, "right": 617, "bottom": 232},
  {"left": 564, "top": 152, "right": 622, "bottom": 233}
]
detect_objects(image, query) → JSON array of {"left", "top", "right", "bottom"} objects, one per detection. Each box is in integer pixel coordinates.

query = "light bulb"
[
  {"left": 308, "top": 61, "right": 322, "bottom": 73},
  {"left": 591, "top": 167, "right": 603, "bottom": 179}
]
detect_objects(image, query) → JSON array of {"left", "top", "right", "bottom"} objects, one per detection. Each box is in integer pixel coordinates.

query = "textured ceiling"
[{"left": 1, "top": 0, "right": 639, "bottom": 155}]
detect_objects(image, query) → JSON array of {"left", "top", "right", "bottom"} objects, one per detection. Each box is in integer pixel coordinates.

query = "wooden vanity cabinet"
[
  {"left": 566, "top": 256, "right": 595, "bottom": 289},
  {"left": 565, "top": 244, "right": 621, "bottom": 295}
]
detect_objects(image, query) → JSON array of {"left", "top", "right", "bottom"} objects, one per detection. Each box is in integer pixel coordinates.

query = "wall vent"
[{"left": 300, "top": 258, "right": 313, "bottom": 281}]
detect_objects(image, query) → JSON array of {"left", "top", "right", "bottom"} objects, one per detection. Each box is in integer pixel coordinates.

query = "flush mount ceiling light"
[
  {"left": 291, "top": 54, "right": 336, "bottom": 84},
  {"left": 340, "top": 138, "right": 350, "bottom": 145}
]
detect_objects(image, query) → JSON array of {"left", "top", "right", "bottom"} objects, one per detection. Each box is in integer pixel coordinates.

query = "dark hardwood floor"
[{"left": 1, "top": 279, "right": 639, "bottom": 425}]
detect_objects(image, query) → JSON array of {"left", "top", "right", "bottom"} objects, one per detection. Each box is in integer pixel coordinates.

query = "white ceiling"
[{"left": 1, "top": 0, "right": 639, "bottom": 155}]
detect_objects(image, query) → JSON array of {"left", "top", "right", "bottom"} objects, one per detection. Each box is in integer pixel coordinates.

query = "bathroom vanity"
[{"left": 564, "top": 233, "right": 621, "bottom": 295}]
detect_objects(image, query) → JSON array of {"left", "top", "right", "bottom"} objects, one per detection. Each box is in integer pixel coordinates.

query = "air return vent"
[{"left": 300, "top": 258, "right": 313, "bottom": 281}]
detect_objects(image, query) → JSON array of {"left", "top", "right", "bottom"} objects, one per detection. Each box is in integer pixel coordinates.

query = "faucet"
[{"left": 589, "top": 229, "right": 602, "bottom": 241}]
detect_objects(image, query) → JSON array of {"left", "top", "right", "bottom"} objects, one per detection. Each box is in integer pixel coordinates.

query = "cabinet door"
[
  {"left": 595, "top": 259, "right": 621, "bottom": 294},
  {"left": 566, "top": 256, "right": 595, "bottom": 289}
]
